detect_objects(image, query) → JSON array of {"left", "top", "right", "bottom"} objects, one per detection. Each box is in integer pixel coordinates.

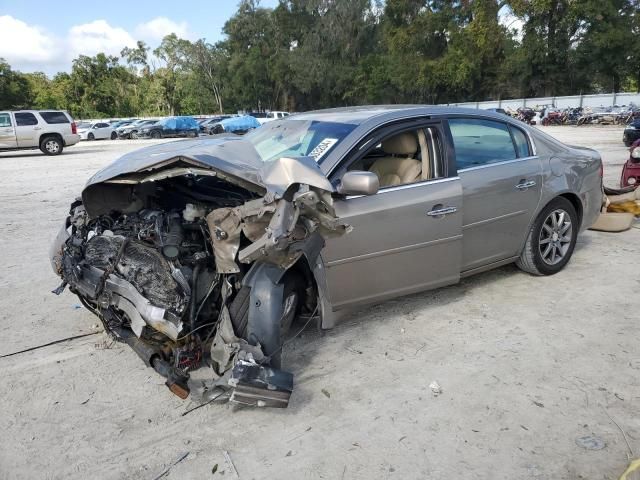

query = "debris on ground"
[
  {"left": 151, "top": 451, "right": 190, "bottom": 480},
  {"left": 575, "top": 435, "right": 606, "bottom": 451},
  {"left": 429, "top": 381, "right": 442, "bottom": 396},
  {"left": 223, "top": 450, "right": 239, "bottom": 478}
]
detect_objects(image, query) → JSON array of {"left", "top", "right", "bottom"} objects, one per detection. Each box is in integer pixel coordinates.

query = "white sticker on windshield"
[{"left": 309, "top": 138, "right": 338, "bottom": 161}]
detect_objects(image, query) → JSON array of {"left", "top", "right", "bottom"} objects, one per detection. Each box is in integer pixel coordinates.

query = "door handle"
[
  {"left": 33, "top": 126, "right": 42, "bottom": 130},
  {"left": 427, "top": 206, "right": 457, "bottom": 217},
  {"left": 515, "top": 180, "right": 536, "bottom": 190}
]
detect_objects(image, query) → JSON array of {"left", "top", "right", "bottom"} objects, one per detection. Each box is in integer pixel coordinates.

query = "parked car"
[
  {"left": 200, "top": 116, "right": 231, "bottom": 134},
  {"left": 138, "top": 116, "right": 200, "bottom": 139},
  {"left": 117, "top": 119, "right": 158, "bottom": 139},
  {"left": 78, "top": 121, "right": 117, "bottom": 141},
  {"left": 620, "top": 139, "right": 640, "bottom": 188},
  {"left": 208, "top": 115, "right": 261, "bottom": 134},
  {"left": 623, "top": 119, "right": 640, "bottom": 147},
  {"left": 257, "top": 111, "right": 291, "bottom": 124},
  {"left": 110, "top": 119, "right": 136, "bottom": 130},
  {"left": 50, "top": 106, "right": 602, "bottom": 406},
  {"left": 0, "top": 110, "right": 80, "bottom": 155}
]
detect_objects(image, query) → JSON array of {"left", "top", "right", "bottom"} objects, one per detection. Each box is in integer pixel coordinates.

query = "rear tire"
[
  {"left": 40, "top": 136, "right": 63, "bottom": 155},
  {"left": 516, "top": 197, "right": 579, "bottom": 276}
]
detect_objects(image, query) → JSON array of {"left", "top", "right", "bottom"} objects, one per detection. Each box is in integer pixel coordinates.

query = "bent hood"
[{"left": 82, "top": 136, "right": 334, "bottom": 216}]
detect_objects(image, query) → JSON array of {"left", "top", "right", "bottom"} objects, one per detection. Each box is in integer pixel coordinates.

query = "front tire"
[
  {"left": 40, "top": 136, "right": 63, "bottom": 155},
  {"left": 229, "top": 272, "right": 303, "bottom": 340},
  {"left": 87, "top": 132, "right": 95, "bottom": 141},
  {"left": 516, "top": 197, "right": 579, "bottom": 276},
  {"left": 110, "top": 131, "right": 117, "bottom": 140},
  {"left": 150, "top": 131, "right": 162, "bottom": 139}
]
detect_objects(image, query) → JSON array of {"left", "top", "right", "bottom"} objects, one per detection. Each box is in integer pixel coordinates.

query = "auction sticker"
[{"left": 309, "top": 138, "right": 338, "bottom": 161}]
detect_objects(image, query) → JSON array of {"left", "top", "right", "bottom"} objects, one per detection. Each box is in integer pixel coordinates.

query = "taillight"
[
  {"left": 71, "top": 122, "right": 77, "bottom": 134},
  {"left": 599, "top": 162, "right": 603, "bottom": 178}
]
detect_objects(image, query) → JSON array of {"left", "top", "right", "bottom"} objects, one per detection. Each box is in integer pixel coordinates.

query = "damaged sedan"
[{"left": 50, "top": 106, "right": 603, "bottom": 407}]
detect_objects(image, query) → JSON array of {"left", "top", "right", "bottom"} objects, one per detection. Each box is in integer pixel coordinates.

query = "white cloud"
[
  {"left": 0, "top": 15, "right": 59, "bottom": 66},
  {"left": 0, "top": 15, "right": 192, "bottom": 75},
  {"left": 67, "top": 20, "right": 137, "bottom": 59},
  {"left": 135, "top": 17, "right": 192, "bottom": 42}
]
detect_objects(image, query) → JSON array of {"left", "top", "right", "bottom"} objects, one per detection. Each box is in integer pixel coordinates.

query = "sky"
[
  {"left": 0, "top": 0, "right": 279, "bottom": 75},
  {"left": 0, "top": 0, "right": 522, "bottom": 76}
]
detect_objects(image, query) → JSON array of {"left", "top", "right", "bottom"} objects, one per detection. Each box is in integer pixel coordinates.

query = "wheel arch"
[
  {"left": 557, "top": 192, "right": 583, "bottom": 228},
  {"left": 40, "top": 132, "right": 64, "bottom": 146}
]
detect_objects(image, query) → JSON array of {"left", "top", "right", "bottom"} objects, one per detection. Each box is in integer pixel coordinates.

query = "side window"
[
  {"left": 40, "top": 111, "right": 69, "bottom": 124},
  {"left": 510, "top": 126, "right": 531, "bottom": 157},
  {"left": 449, "top": 118, "right": 517, "bottom": 170},
  {"left": 0, "top": 113, "right": 11, "bottom": 127},
  {"left": 346, "top": 126, "right": 444, "bottom": 188},
  {"left": 15, "top": 112, "right": 39, "bottom": 126},
  {"left": 96, "top": 123, "right": 109, "bottom": 128}
]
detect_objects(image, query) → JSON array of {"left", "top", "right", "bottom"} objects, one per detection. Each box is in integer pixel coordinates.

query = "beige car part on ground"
[{"left": 589, "top": 189, "right": 639, "bottom": 232}]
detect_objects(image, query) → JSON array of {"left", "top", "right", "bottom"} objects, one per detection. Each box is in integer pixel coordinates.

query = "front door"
[
  {"left": 446, "top": 117, "right": 543, "bottom": 272},
  {"left": 323, "top": 122, "right": 462, "bottom": 310},
  {"left": 0, "top": 112, "right": 17, "bottom": 148}
]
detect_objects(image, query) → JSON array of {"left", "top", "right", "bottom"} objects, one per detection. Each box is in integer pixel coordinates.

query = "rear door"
[
  {"left": 323, "top": 120, "right": 463, "bottom": 310},
  {"left": 446, "top": 117, "right": 542, "bottom": 272},
  {"left": 0, "top": 112, "right": 17, "bottom": 148},
  {"left": 95, "top": 122, "right": 111, "bottom": 139},
  {"left": 14, "top": 112, "right": 41, "bottom": 147}
]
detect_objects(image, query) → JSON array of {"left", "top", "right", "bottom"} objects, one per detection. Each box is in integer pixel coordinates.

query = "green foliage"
[{"left": 2, "top": 0, "right": 639, "bottom": 117}]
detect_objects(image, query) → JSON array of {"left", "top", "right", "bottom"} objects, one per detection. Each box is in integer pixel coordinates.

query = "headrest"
[{"left": 382, "top": 132, "right": 418, "bottom": 156}]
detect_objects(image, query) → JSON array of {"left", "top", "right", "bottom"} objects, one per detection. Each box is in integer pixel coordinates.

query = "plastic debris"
[{"left": 429, "top": 380, "right": 442, "bottom": 396}]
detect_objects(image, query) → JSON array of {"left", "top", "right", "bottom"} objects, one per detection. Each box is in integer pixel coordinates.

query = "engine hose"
[{"left": 190, "top": 263, "right": 202, "bottom": 333}]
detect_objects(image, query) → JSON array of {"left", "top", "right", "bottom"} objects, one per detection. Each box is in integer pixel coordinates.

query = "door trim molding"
[
  {"left": 462, "top": 209, "right": 528, "bottom": 230},
  {"left": 326, "top": 234, "right": 463, "bottom": 267}
]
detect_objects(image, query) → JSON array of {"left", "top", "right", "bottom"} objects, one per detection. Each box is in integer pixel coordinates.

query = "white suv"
[{"left": 0, "top": 110, "right": 81, "bottom": 155}]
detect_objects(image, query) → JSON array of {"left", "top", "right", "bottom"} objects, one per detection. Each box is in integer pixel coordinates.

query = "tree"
[{"left": 0, "top": 59, "right": 31, "bottom": 109}]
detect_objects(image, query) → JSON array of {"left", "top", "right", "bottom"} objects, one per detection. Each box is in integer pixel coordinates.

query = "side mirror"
[{"left": 337, "top": 171, "right": 379, "bottom": 196}]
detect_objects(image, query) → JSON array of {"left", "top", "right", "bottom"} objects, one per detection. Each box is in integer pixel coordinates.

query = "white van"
[{"left": 0, "top": 110, "right": 81, "bottom": 155}]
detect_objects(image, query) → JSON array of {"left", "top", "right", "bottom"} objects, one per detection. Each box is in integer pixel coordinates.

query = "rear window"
[
  {"left": 15, "top": 112, "right": 39, "bottom": 126},
  {"left": 0, "top": 113, "right": 11, "bottom": 127},
  {"left": 40, "top": 111, "right": 70, "bottom": 124}
]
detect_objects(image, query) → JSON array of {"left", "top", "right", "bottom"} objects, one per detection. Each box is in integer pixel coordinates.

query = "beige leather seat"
[{"left": 369, "top": 132, "right": 422, "bottom": 187}]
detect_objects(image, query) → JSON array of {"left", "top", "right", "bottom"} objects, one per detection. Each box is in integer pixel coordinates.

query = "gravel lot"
[{"left": 1, "top": 127, "right": 638, "bottom": 480}]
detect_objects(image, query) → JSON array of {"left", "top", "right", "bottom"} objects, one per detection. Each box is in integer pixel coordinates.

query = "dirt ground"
[{"left": 0, "top": 126, "right": 638, "bottom": 480}]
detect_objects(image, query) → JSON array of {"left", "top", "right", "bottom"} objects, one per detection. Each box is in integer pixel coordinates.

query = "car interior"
[{"left": 347, "top": 127, "right": 443, "bottom": 188}]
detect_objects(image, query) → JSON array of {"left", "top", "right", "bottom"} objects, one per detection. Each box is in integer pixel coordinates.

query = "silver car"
[{"left": 50, "top": 106, "right": 602, "bottom": 407}]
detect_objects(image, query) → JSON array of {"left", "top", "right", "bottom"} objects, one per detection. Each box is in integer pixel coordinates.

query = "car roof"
[{"left": 291, "top": 105, "right": 508, "bottom": 124}]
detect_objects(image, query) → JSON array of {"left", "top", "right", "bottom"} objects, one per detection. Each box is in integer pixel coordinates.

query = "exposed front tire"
[
  {"left": 150, "top": 131, "right": 162, "bottom": 139},
  {"left": 516, "top": 197, "right": 579, "bottom": 276},
  {"left": 40, "top": 136, "right": 63, "bottom": 156},
  {"left": 229, "top": 272, "right": 303, "bottom": 340},
  {"left": 87, "top": 132, "right": 95, "bottom": 141},
  {"left": 110, "top": 131, "right": 117, "bottom": 140}
]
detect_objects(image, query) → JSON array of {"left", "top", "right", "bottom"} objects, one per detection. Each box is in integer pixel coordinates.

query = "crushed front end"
[{"left": 50, "top": 154, "right": 347, "bottom": 407}]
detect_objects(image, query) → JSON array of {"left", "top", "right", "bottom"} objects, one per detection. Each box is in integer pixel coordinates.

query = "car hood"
[{"left": 82, "top": 136, "right": 333, "bottom": 216}]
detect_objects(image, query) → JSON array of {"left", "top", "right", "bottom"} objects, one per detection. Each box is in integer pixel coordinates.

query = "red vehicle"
[{"left": 620, "top": 139, "right": 640, "bottom": 188}]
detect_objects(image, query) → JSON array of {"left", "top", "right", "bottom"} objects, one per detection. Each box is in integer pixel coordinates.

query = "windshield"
[{"left": 244, "top": 119, "right": 357, "bottom": 163}]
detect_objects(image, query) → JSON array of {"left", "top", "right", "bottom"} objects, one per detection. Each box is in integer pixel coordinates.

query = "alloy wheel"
[{"left": 538, "top": 208, "right": 573, "bottom": 265}]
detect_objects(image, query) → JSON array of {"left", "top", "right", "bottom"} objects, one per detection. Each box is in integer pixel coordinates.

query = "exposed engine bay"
[{"left": 51, "top": 155, "right": 347, "bottom": 407}]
